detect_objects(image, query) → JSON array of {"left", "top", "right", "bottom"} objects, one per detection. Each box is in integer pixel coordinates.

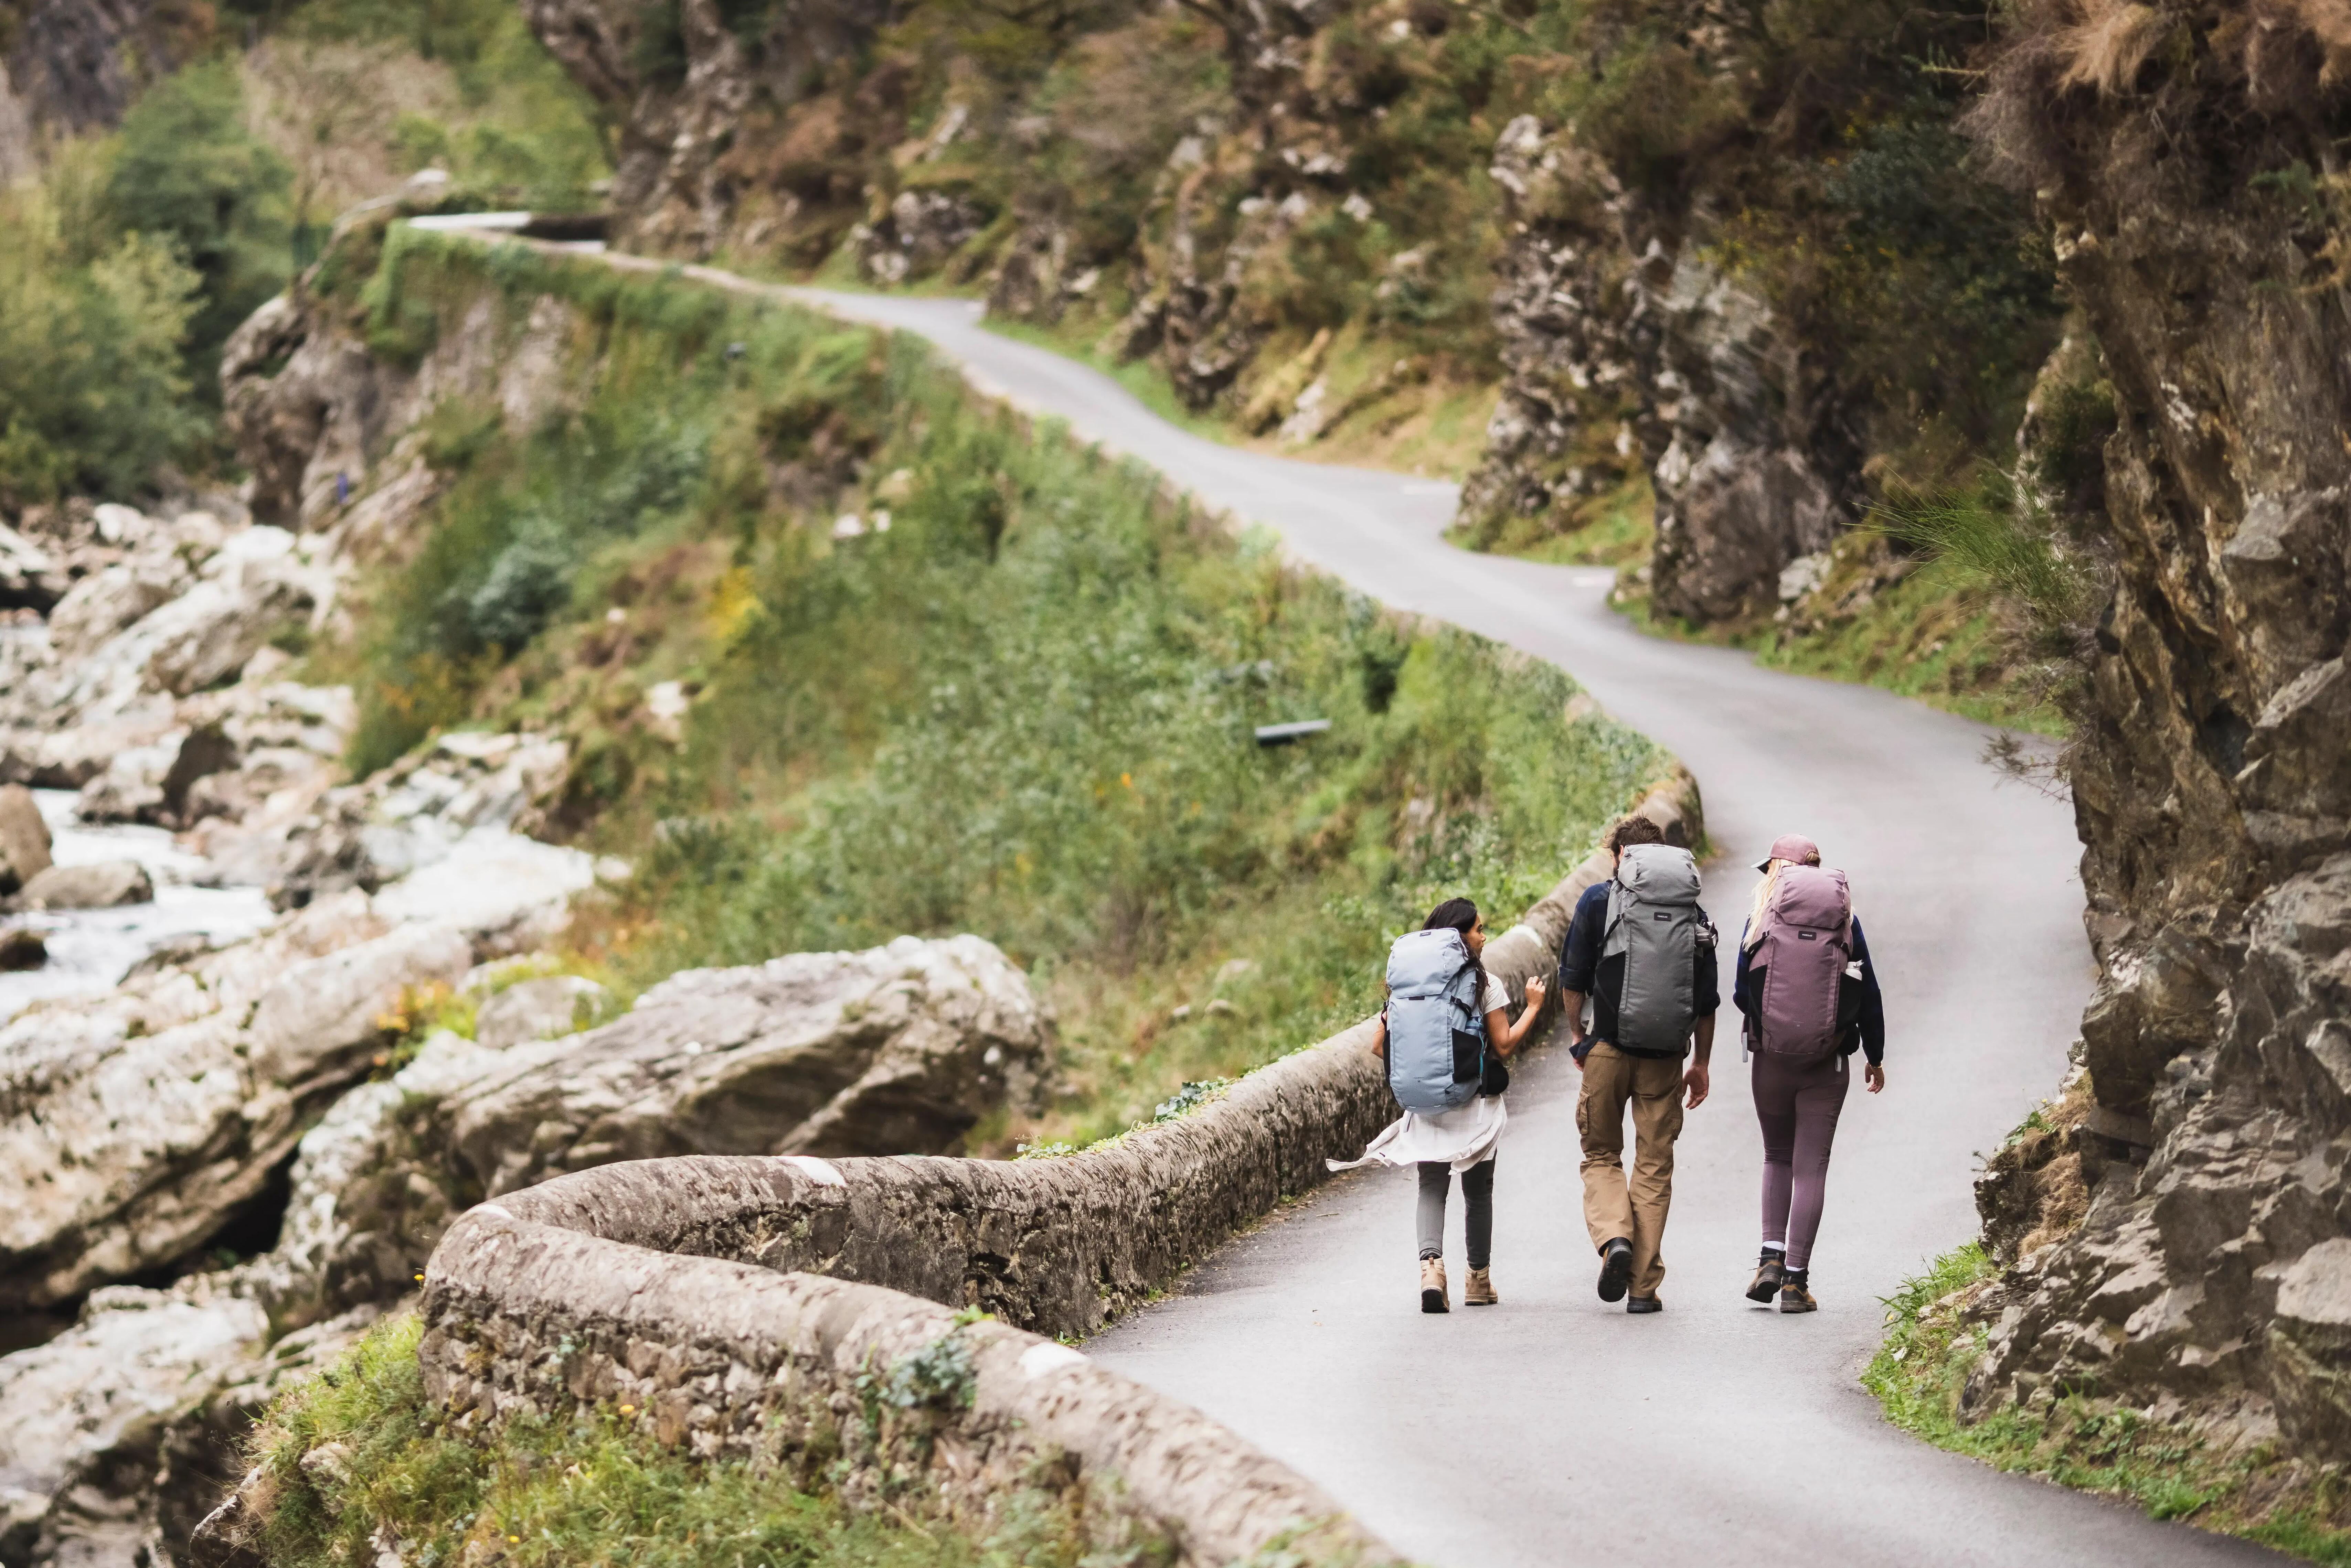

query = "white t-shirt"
[{"left": 1479, "top": 974, "right": 1511, "bottom": 1020}]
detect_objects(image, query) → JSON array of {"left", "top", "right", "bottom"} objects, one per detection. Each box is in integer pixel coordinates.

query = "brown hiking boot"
[
  {"left": 1780, "top": 1269, "right": 1818, "bottom": 1314},
  {"left": 1421, "top": 1257, "right": 1449, "bottom": 1314},
  {"left": 1747, "top": 1249, "right": 1787, "bottom": 1304},
  {"left": 1464, "top": 1266, "right": 1498, "bottom": 1306}
]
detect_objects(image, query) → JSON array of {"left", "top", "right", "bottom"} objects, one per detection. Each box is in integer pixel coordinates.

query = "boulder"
[
  {"left": 140, "top": 544, "right": 316, "bottom": 698},
  {"left": 0, "top": 1284, "right": 268, "bottom": 1567},
  {"left": 47, "top": 560, "right": 188, "bottom": 661},
  {"left": 0, "top": 785, "right": 51, "bottom": 893},
  {"left": 0, "top": 892, "right": 470, "bottom": 1311},
  {"left": 0, "top": 1278, "right": 381, "bottom": 1568},
  {"left": 15, "top": 859, "right": 154, "bottom": 910},
  {"left": 245, "top": 1033, "right": 499, "bottom": 1329},
  {"left": 0, "top": 927, "right": 44, "bottom": 970},
  {"left": 433, "top": 934, "right": 1053, "bottom": 1195},
  {"left": 473, "top": 973, "right": 608, "bottom": 1048},
  {"left": 0, "top": 524, "right": 63, "bottom": 612}
]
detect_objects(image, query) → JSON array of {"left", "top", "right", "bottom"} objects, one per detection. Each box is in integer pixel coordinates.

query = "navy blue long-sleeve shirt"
[
  {"left": 1556, "top": 881, "right": 1720, "bottom": 1060},
  {"left": 1732, "top": 916, "right": 1887, "bottom": 1064}
]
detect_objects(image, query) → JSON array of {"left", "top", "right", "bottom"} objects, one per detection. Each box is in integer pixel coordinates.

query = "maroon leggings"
[{"left": 1752, "top": 1051, "right": 1852, "bottom": 1270}]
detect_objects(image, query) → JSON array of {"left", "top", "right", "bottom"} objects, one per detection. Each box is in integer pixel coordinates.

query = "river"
[{"left": 0, "top": 790, "right": 276, "bottom": 1021}]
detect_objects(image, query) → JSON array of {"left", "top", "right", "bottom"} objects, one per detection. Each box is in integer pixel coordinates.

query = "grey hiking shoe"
[
  {"left": 1597, "top": 1238, "right": 1634, "bottom": 1303},
  {"left": 1747, "top": 1249, "right": 1786, "bottom": 1303},
  {"left": 1779, "top": 1269, "right": 1817, "bottom": 1314},
  {"left": 1626, "top": 1294, "right": 1663, "bottom": 1314}
]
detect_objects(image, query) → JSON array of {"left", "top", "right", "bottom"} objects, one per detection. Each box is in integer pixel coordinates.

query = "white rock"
[
  {"left": 368, "top": 826, "right": 596, "bottom": 946},
  {"left": 89, "top": 504, "right": 152, "bottom": 547}
]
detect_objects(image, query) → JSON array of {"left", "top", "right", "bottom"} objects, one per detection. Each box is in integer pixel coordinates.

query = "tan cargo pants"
[{"left": 1576, "top": 1042, "right": 1687, "bottom": 1299}]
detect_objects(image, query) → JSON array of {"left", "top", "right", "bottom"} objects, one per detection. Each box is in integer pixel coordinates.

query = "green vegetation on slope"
[
  {"left": 322, "top": 226, "right": 1665, "bottom": 1149},
  {"left": 249, "top": 1315, "right": 1167, "bottom": 1568},
  {"left": 1867, "top": 1243, "right": 2351, "bottom": 1564},
  {"left": 1619, "top": 535, "right": 2067, "bottom": 735}
]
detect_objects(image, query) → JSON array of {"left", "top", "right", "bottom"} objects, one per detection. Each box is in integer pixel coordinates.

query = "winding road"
[{"left": 772, "top": 290, "right": 2276, "bottom": 1566}]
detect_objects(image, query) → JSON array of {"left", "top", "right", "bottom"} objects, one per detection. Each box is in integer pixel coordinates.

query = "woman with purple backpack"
[{"left": 1734, "top": 834, "right": 1885, "bottom": 1314}]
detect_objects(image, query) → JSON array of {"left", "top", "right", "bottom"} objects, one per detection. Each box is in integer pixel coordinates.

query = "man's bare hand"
[
  {"left": 1570, "top": 1036, "right": 1587, "bottom": 1070},
  {"left": 1683, "top": 1060, "right": 1711, "bottom": 1109},
  {"left": 1865, "top": 1062, "right": 1886, "bottom": 1094}
]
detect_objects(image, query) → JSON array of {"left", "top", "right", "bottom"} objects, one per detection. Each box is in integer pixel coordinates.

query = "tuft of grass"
[
  {"left": 1868, "top": 1243, "right": 2351, "bottom": 1562},
  {"left": 1869, "top": 473, "right": 2094, "bottom": 635},
  {"left": 254, "top": 1314, "right": 1170, "bottom": 1568},
  {"left": 1457, "top": 472, "right": 1655, "bottom": 567}
]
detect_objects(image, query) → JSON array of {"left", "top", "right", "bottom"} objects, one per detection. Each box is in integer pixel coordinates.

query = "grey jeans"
[{"left": 1416, "top": 1158, "right": 1496, "bottom": 1268}]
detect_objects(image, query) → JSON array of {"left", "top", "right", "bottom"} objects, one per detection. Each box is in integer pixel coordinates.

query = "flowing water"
[{"left": 0, "top": 790, "right": 276, "bottom": 1021}]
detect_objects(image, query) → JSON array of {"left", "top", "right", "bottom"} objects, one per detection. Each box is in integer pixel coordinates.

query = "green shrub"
[
  {"left": 102, "top": 61, "right": 293, "bottom": 383},
  {"left": 0, "top": 179, "right": 206, "bottom": 505}
]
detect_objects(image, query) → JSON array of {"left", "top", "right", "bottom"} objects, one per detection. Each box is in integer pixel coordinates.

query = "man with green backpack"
[{"left": 1556, "top": 814, "right": 1721, "bottom": 1314}]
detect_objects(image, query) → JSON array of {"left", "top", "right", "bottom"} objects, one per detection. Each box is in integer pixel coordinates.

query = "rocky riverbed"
[{"left": 0, "top": 490, "right": 1059, "bottom": 1567}]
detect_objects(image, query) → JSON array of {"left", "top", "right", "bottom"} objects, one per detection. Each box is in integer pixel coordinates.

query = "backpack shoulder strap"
[{"left": 1601, "top": 876, "right": 1632, "bottom": 957}]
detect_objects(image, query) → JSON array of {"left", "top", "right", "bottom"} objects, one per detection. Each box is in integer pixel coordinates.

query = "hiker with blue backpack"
[
  {"left": 1556, "top": 814, "right": 1720, "bottom": 1314},
  {"left": 1734, "top": 834, "right": 1886, "bottom": 1313},
  {"left": 1330, "top": 897, "right": 1547, "bottom": 1313}
]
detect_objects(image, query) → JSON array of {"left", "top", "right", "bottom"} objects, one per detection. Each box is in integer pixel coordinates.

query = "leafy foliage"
[
  {"left": 0, "top": 174, "right": 207, "bottom": 505},
  {"left": 101, "top": 61, "right": 294, "bottom": 381}
]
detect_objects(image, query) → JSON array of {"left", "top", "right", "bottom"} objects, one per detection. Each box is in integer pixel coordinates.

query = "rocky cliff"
[
  {"left": 1455, "top": 0, "right": 2062, "bottom": 622},
  {"left": 0, "top": 0, "right": 205, "bottom": 181},
  {"left": 1954, "top": 0, "right": 2351, "bottom": 1463}
]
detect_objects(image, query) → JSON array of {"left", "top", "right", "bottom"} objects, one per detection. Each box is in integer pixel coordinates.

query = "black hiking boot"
[
  {"left": 1746, "top": 1249, "right": 1787, "bottom": 1304},
  {"left": 1626, "top": 1294, "right": 1663, "bottom": 1314},
  {"left": 1779, "top": 1268, "right": 1817, "bottom": 1314},
  {"left": 1596, "top": 1237, "right": 1634, "bottom": 1303}
]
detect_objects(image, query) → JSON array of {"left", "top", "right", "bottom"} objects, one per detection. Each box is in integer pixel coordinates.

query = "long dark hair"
[{"left": 1423, "top": 896, "right": 1490, "bottom": 1009}]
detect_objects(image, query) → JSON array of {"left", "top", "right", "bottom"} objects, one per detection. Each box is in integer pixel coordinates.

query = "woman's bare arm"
[{"left": 1485, "top": 977, "right": 1549, "bottom": 1056}]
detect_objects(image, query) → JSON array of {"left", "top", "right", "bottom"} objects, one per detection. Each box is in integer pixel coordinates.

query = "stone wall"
[{"left": 403, "top": 1203, "right": 1389, "bottom": 1567}]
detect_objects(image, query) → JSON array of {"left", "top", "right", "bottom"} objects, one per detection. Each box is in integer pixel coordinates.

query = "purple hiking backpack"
[{"left": 1751, "top": 864, "right": 1855, "bottom": 1058}]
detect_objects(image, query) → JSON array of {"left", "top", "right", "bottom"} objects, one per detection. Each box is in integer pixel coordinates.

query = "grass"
[
  {"left": 976, "top": 313, "right": 1232, "bottom": 445},
  {"left": 251, "top": 1315, "right": 1168, "bottom": 1568},
  {"left": 321, "top": 225, "right": 1669, "bottom": 1154},
  {"left": 1869, "top": 1247, "right": 2351, "bottom": 1561},
  {"left": 1617, "top": 545, "right": 2065, "bottom": 734},
  {"left": 1453, "top": 472, "right": 1656, "bottom": 567},
  {"left": 979, "top": 307, "right": 1498, "bottom": 480}
]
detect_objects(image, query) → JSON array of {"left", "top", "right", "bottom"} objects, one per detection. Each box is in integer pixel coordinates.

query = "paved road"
[{"left": 791, "top": 292, "right": 2277, "bottom": 1566}]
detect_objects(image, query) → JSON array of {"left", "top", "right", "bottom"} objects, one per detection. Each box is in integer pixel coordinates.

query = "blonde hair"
[
  {"left": 1745, "top": 863, "right": 1789, "bottom": 949},
  {"left": 1744, "top": 845, "right": 1826, "bottom": 949}
]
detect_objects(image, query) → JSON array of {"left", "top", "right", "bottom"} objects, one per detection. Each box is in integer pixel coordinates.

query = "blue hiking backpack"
[{"left": 1384, "top": 927, "right": 1486, "bottom": 1113}]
